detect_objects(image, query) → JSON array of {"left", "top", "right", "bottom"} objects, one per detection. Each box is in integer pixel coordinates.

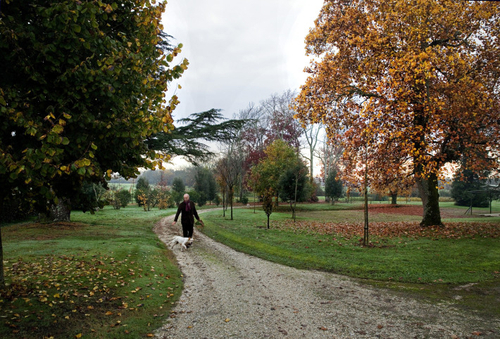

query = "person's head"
[{"left": 183, "top": 194, "right": 190, "bottom": 202}]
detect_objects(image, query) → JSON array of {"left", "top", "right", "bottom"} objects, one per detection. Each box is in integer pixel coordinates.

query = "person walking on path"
[{"left": 172, "top": 193, "right": 201, "bottom": 238}]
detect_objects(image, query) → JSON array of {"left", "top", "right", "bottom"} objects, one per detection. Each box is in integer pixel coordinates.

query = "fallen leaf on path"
[{"left": 279, "top": 328, "right": 288, "bottom": 335}]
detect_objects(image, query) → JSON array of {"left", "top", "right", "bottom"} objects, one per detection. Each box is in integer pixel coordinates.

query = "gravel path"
[{"left": 153, "top": 212, "right": 499, "bottom": 339}]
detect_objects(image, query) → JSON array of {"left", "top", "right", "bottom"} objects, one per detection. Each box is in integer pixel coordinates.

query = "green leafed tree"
[
  {"left": 0, "top": 0, "right": 188, "bottom": 222},
  {"left": 171, "top": 177, "right": 185, "bottom": 205},
  {"left": 115, "top": 189, "right": 132, "bottom": 208},
  {"left": 250, "top": 139, "right": 297, "bottom": 204},
  {"left": 147, "top": 109, "right": 248, "bottom": 165},
  {"left": 278, "top": 159, "right": 311, "bottom": 219},
  {"left": 134, "top": 177, "right": 151, "bottom": 206},
  {"left": 325, "top": 168, "right": 343, "bottom": 204},
  {"left": 194, "top": 166, "right": 217, "bottom": 206},
  {"left": 451, "top": 169, "right": 490, "bottom": 208},
  {"left": 250, "top": 140, "right": 299, "bottom": 226}
]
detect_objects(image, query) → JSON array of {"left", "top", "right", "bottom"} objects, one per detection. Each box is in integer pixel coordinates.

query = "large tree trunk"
[
  {"left": 49, "top": 197, "right": 71, "bottom": 222},
  {"left": 416, "top": 173, "right": 442, "bottom": 227},
  {"left": 391, "top": 192, "right": 398, "bottom": 205}
]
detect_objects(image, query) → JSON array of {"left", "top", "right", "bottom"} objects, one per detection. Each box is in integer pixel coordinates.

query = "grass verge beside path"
[
  {"left": 200, "top": 207, "right": 500, "bottom": 317},
  {"left": 0, "top": 206, "right": 182, "bottom": 339}
]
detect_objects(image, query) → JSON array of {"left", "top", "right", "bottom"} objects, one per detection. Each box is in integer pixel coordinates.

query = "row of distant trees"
[{"left": 133, "top": 167, "right": 219, "bottom": 210}]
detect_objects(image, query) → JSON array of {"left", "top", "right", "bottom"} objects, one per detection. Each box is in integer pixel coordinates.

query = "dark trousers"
[{"left": 182, "top": 223, "right": 194, "bottom": 238}]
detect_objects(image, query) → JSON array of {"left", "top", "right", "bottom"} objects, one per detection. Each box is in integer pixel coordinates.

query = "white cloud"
[{"left": 162, "top": 0, "right": 324, "bottom": 120}]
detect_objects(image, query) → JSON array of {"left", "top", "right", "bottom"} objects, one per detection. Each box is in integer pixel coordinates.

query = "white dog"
[{"left": 169, "top": 236, "right": 193, "bottom": 251}]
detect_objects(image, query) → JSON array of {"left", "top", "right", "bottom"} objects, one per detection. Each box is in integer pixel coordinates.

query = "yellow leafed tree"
[{"left": 293, "top": 0, "right": 500, "bottom": 226}]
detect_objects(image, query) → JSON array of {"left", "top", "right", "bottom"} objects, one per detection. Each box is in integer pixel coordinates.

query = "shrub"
[
  {"left": 135, "top": 177, "right": 150, "bottom": 206},
  {"left": 451, "top": 169, "right": 490, "bottom": 207},
  {"left": 115, "top": 190, "right": 132, "bottom": 208},
  {"left": 73, "top": 182, "right": 107, "bottom": 213}
]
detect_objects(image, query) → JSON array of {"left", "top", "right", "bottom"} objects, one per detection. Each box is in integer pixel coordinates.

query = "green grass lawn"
[
  {"left": 1, "top": 200, "right": 499, "bottom": 337},
  {"left": 0, "top": 206, "right": 182, "bottom": 339},
  {"left": 201, "top": 208, "right": 500, "bottom": 284}
]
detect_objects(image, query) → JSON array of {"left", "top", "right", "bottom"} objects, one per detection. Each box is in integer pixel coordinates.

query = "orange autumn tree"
[{"left": 293, "top": 0, "right": 500, "bottom": 227}]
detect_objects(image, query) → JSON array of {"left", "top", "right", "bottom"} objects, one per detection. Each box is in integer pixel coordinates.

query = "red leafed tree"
[
  {"left": 237, "top": 91, "right": 303, "bottom": 198},
  {"left": 261, "top": 90, "right": 303, "bottom": 151},
  {"left": 293, "top": 0, "right": 500, "bottom": 227}
]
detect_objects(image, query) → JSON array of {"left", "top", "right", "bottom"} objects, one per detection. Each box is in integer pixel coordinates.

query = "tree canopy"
[
  {"left": 250, "top": 139, "right": 297, "bottom": 200},
  {"left": 325, "top": 168, "right": 343, "bottom": 204},
  {"left": 451, "top": 169, "right": 491, "bottom": 208},
  {"left": 278, "top": 160, "right": 310, "bottom": 204},
  {"left": 0, "top": 0, "right": 188, "bottom": 219},
  {"left": 193, "top": 166, "right": 217, "bottom": 206},
  {"left": 147, "top": 109, "right": 248, "bottom": 165},
  {"left": 293, "top": 0, "right": 500, "bottom": 226},
  {"left": 171, "top": 177, "right": 185, "bottom": 205}
]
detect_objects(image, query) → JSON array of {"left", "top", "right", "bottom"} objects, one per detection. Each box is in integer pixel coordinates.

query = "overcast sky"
[{"left": 162, "top": 0, "right": 324, "bottom": 121}]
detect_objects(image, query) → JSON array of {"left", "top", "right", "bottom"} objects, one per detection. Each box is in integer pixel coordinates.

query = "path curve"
[{"left": 153, "top": 210, "right": 498, "bottom": 338}]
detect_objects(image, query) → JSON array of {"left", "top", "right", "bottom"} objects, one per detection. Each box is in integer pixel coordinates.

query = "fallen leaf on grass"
[
  {"left": 278, "top": 328, "right": 288, "bottom": 335},
  {"left": 274, "top": 219, "right": 500, "bottom": 240}
]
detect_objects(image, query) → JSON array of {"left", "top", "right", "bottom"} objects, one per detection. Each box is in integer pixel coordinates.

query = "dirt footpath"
[{"left": 153, "top": 212, "right": 499, "bottom": 339}]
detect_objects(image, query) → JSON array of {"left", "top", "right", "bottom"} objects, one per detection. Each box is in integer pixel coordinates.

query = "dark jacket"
[{"left": 174, "top": 201, "right": 200, "bottom": 226}]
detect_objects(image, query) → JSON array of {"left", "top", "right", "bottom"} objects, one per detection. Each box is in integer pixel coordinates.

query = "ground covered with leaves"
[
  {"left": 0, "top": 208, "right": 182, "bottom": 339},
  {"left": 274, "top": 219, "right": 500, "bottom": 240}
]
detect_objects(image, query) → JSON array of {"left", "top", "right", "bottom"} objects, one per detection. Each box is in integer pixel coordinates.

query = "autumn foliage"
[{"left": 293, "top": 0, "right": 500, "bottom": 227}]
